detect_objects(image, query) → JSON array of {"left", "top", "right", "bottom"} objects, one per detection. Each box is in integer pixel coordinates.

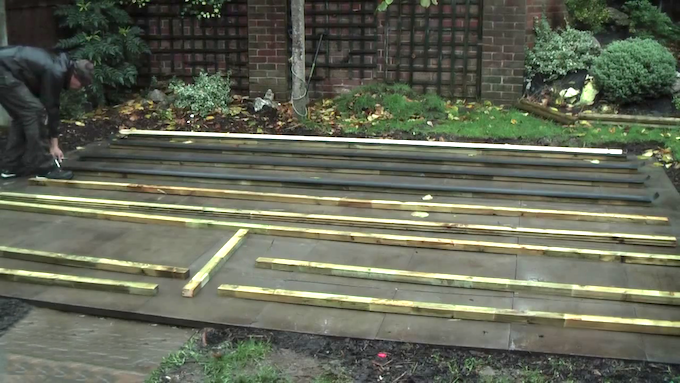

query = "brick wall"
[
  {"left": 480, "top": 0, "right": 527, "bottom": 104},
  {"left": 526, "top": 0, "right": 566, "bottom": 46},
  {"left": 248, "top": 0, "right": 289, "bottom": 99}
]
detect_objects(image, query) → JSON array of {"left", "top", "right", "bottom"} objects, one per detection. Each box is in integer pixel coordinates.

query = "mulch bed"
[{"left": 189, "top": 326, "right": 680, "bottom": 382}]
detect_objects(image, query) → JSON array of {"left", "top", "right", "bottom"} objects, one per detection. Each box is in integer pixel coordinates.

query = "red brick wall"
[
  {"left": 247, "top": 0, "right": 289, "bottom": 98},
  {"left": 526, "top": 0, "right": 567, "bottom": 46},
  {"left": 480, "top": 0, "right": 527, "bottom": 104}
]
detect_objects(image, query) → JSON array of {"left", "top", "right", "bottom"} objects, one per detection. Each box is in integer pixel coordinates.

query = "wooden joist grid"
[
  {"left": 255, "top": 257, "right": 680, "bottom": 306},
  {"left": 0, "top": 267, "right": 159, "bottom": 295},
  {"left": 78, "top": 151, "right": 648, "bottom": 188},
  {"left": 29, "top": 179, "right": 670, "bottom": 225},
  {"left": 182, "top": 229, "right": 249, "bottom": 298},
  {"left": 59, "top": 165, "right": 658, "bottom": 206},
  {"left": 118, "top": 129, "right": 626, "bottom": 160},
  {"left": 0, "top": 246, "right": 189, "bottom": 279},
  {"left": 1, "top": 192, "right": 675, "bottom": 247},
  {"left": 0, "top": 200, "right": 678, "bottom": 266},
  {"left": 217, "top": 285, "right": 680, "bottom": 336},
  {"left": 110, "top": 139, "right": 642, "bottom": 174}
]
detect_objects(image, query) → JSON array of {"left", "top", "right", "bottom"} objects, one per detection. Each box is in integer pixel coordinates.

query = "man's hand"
[{"left": 49, "top": 138, "right": 64, "bottom": 161}]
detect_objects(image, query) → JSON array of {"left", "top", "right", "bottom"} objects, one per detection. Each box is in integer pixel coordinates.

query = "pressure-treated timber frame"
[
  {"left": 217, "top": 285, "right": 680, "bottom": 336},
  {"left": 1, "top": 193, "right": 674, "bottom": 247},
  {"left": 182, "top": 229, "right": 249, "bottom": 298},
  {"left": 0, "top": 246, "right": 189, "bottom": 279},
  {"left": 118, "top": 129, "right": 626, "bottom": 158},
  {"left": 30, "top": 179, "right": 670, "bottom": 225},
  {"left": 255, "top": 257, "right": 680, "bottom": 306},
  {"left": 1, "top": 200, "right": 678, "bottom": 266},
  {"left": 110, "top": 139, "right": 643, "bottom": 174},
  {"left": 60, "top": 165, "right": 658, "bottom": 205},
  {"left": 78, "top": 151, "right": 648, "bottom": 188},
  {"left": 0, "top": 267, "right": 159, "bottom": 295}
]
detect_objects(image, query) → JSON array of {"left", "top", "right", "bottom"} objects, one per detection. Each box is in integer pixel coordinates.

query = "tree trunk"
[{"left": 290, "top": 0, "right": 307, "bottom": 119}]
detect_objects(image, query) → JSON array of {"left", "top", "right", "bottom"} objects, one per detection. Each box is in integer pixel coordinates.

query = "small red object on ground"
[{"left": 377, "top": 352, "right": 387, "bottom": 359}]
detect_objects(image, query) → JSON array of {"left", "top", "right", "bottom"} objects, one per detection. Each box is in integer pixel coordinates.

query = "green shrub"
[
  {"left": 59, "top": 89, "right": 91, "bottom": 120},
  {"left": 169, "top": 71, "right": 231, "bottom": 117},
  {"left": 592, "top": 38, "right": 677, "bottom": 103},
  {"left": 525, "top": 16, "right": 601, "bottom": 82},
  {"left": 674, "top": 95, "right": 680, "bottom": 111},
  {"left": 565, "top": 0, "right": 610, "bottom": 32},
  {"left": 623, "top": 0, "right": 680, "bottom": 43},
  {"left": 335, "top": 84, "right": 447, "bottom": 121},
  {"left": 55, "top": 0, "right": 149, "bottom": 106}
]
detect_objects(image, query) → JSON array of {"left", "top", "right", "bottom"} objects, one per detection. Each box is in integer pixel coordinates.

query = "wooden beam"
[
  {"left": 110, "top": 139, "right": 642, "bottom": 174},
  {"left": 1, "top": 199, "right": 679, "bottom": 266},
  {"left": 255, "top": 257, "right": 680, "bottom": 306},
  {"left": 79, "top": 152, "right": 647, "bottom": 188},
  {"left": 29, "top": 179, "right": 670, "bottom": 225},
  {"left": 579, "top": 113, "right": 680, "bottom": 128},
  {"left": 516, "top": 99, "right": 578, "bottom": 125},
  {"left": 182, "top": 229, "right": 248, "bottom": 297},
  {"left": 118, "top": 129, "right": 623, "bottom": 155},
  {"left": 2, "top": 192, "right": 675, "bottom": 247},
  {"left": 59, "top": 164, "right": 658, "bottom": 206},
  {"left": 217, "top": 285, "right": 680, "bottom": 336},
  {"left": 0, "top": 246, "right": 189, "bottom": 279},
  {"left": 0, "top": 267, "right": 158, "bottom": 295}
]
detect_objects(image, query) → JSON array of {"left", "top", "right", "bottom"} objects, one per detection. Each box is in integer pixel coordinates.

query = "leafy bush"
[
  {"left": 592, "top": 38, "right": 677, "bottom": 103},
  {"left": 55, "top": 0, "right": 149, "bottom": 106},
  {"left": 565, "top": 0, "right": 610, "bottom": 32},
  {"left": 335, "top": 83, "right": 447, "bottom": 121},
  {"left": 525, "top": 16, "right": 601, "bottom": 82},
  {"left": 169, "top": 71, "right": 232, "bottom": 117},
  {"left": 623, "top": 0, "right": 680, "bottom": 43},
  {"left": 674, "top": 95, "right": 680, "bottom": 111},
  {"left": 59, "top": 89, "right": 91, "bottom": 120}
]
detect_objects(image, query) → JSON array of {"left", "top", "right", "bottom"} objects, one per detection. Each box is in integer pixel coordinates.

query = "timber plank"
[
  {"left": 182, "top": 229, "right": 249, "bottom": 297},
  {"left": 0, "top": 192, "right": 674, "bottom": 247},
  {"left": 29, "top": 179, "right": 670, "bottom": 225},
  {"left": 0, "top": 200, "right": 678, "bottom": 266},
  {"left": 255, "top": 257, "right": 680, "bottom": 305},
  {"left": 0, "top": 267, "right": 159, "bottom": 295},
  {"left": 118, "top": 129, "right": 625, "bottom": 157},
  {"left": 0, "top": 245, "right": 189, "bottom": 279},
  {"left": 216, "top": 285, "right": 680, "bottom": 336}
]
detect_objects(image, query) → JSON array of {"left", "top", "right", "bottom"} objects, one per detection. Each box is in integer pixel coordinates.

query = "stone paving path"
[{"left": 0, "top": 308, "right": 194, "bottom": 383}]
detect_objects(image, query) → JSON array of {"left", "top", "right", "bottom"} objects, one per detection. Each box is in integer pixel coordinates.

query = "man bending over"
[{"left": 0, "top": 46, "right": 94, "bottom": 180}]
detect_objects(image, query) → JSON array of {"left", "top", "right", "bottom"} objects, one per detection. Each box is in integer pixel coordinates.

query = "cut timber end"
[
  {"left": 0, "top": 200, "right": 678, "bottom": 266},
  {"left": 255, "top": 257, "right": 680, "bottom": 306},
  {"left": 216, "top": 285, "right": 680, "bottom": 336},
  {"left": 2, "top": 192, "right": 674, "bottom": 247},
  {"left": 0, "top": 245, "right": 189, "bottom": 279},
  {"left": 0, "top": 267, "right": 159, "bottom": 296},
  {"left": 182, "top": 229, "right": 249, "bottom": 298},
  {"left": 27, "top": 179, "right": 670, "bottom": 226},
  {"left": 117, "top": 129, "right": 624, "bottom": 155}
]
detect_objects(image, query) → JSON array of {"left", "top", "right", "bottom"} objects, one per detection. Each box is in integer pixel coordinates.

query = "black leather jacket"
[{"left": 0, "top": 46, "right": 73, "bottom": 138}]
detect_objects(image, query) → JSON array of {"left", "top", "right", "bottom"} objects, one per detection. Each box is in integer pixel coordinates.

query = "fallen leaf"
[
  {"left": 608, "top": 127, "right": 616, "bottom": 133},
  {"left": 74, "top": 121, "right": 85, "bottom": 127},
  {"left": 229, "top": 106, "right": 243, "bottom": 116},
  {"left": 590, "top": 160, "right": 600, "bottom": 164},
  {"left": 257, "top": 128, "right": 264, "bottom": 133},
  {"left": 653, "top": 162, "right": 664, "bottom": 167},
  {"left": 641, "top": 150, "right": 655, "bottom": 158},
  {"left": 206, "top": 116, "right": 215, "bottom": 121},
  {"left": 411, "top": 212, "right": 430, "bottom": 218},
  {"left": 427, "top": 121, "right": 434, "bottom": 127},
  {"left": 511, "top": 119, "right": 517, "bottom": 125},
  {"left": 422, "top": 194, "right": 433, "bottom": 201}
]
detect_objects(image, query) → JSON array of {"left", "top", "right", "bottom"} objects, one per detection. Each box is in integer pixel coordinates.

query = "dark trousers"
[{"left": 0, "top": 68, "right": 52, "bottom": 174}]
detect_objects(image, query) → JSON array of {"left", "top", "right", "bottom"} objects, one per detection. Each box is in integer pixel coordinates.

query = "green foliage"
[
  {"left": 55, "top": 0, "right": 149, "bottom": 106},
  {"left": 59, "top": 89, "right": 91, "bottom": 120},
  {"left": 525, "top": 16, "right": 601, "bottom": 82},
  {"left": 169, "top": 71, "right": 231, "bottom": 117},
  {"left": 674, "top": 95, "right": 680, "bottom": 111},
  {"left": 335, "top": 84, "right": 447, "bottom": 121},
  {"left": 378, "top": 0, "right": 438, "bottom": 12},
  {"left": 565, "top": 0, "right": 609, "bottom": 32},
  {"left": 592, "top": 38, "right": 677, "bottom": 103},
  {"left": 623, "top": 0, "right": 680, "bottom": 43}
]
